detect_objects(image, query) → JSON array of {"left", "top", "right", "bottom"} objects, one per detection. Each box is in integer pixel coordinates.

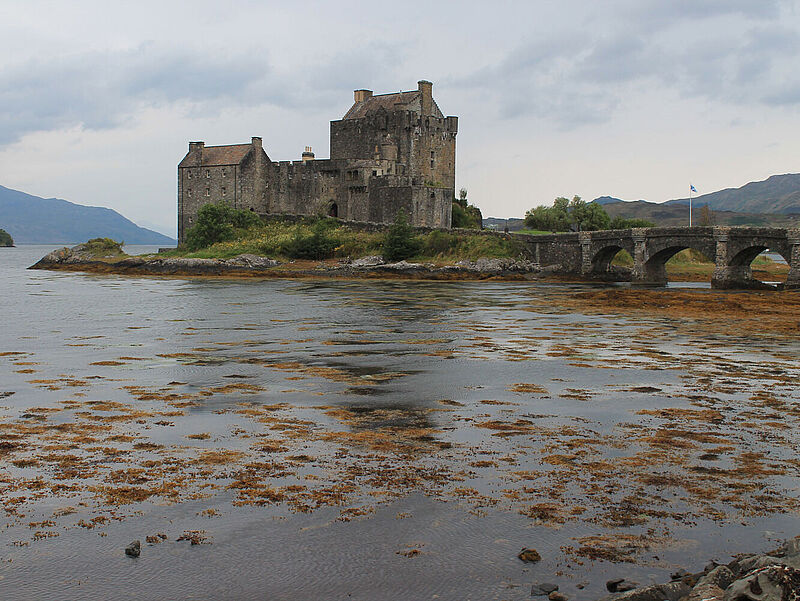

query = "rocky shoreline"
[
  {"left": 558, "top": 535, "right": 800, "bottom": 601},
  {"left": 29, "top": 244, "right": 564, "bottom": 281}
]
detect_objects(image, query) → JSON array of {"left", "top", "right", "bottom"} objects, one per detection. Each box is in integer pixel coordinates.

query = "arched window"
[{"left": 328, "top": 202, "right": 338, "bottom": 218}]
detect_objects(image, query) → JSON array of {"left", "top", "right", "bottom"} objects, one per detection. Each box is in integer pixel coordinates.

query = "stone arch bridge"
[{"left": 522, "top": 227, "right": 800, "bottom": 289}]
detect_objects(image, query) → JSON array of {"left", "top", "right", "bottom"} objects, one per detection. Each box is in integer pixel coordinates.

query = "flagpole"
[{"left": 689, "top": 185, "right": 693, "bottom": 227}]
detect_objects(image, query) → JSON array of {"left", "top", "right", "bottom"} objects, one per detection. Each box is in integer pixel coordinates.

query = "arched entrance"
[{"left": 328, "top": 202, "right": 338, "bottom": 218}]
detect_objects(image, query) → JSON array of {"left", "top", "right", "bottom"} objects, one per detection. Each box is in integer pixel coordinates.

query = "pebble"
[
  {"left": 518, "top": 548, "right": 542, "bottom": 563},
  {"left": 548, "top": 592, "right": 568, "bottom": 601}
]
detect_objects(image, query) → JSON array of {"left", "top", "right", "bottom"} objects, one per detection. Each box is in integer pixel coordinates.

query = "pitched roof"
[
  {"left": 342, "top": 90, "right": 444, "bottom": 120},
  {"left": 179, "top": 144, "right": 252, "bottom": 167}
]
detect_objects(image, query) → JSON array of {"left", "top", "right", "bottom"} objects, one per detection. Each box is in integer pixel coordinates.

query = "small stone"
[
  {"left": 531, "top": 582, "right": 559, "bottom": 596},
  {"left": 670, "top": 569, "right": 689, "bottom": 581},
  {"left": 548, "top": 592, "right": 568, "bottom": 601},
  {"left": 607, "top": 578, "right": 625, "bottom": 592},
  {"left": 124, "top": 540, "right": 140, "bottom": 557},
  {"left": 606, "top": 578, "right": 637, "bottom": 593},
  {"left": 518, "top": 548, "right": 542, "bottom": 563}
]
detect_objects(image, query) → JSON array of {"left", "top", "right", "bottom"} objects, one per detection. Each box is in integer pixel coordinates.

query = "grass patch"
[{"left": 157, "top": 217, "right": 526, "bottom": 263}]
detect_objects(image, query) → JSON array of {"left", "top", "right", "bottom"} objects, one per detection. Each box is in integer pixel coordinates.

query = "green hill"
[
  {"left": 0, "top": 228, "right": 13, "bottom": 246},
  {"left": 590, "top": 173, "right": 800, "bottom": 227},
  {"left": 0, "top": 185, "right": 175, "bottom": 245},
  {"left": 664, "top": 174, "right": 800, "bottom": 214}
]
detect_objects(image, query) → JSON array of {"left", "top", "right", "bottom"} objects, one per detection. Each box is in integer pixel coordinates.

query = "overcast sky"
[{"left": 1, "top": 0, "right": 799, "bottom": 235}]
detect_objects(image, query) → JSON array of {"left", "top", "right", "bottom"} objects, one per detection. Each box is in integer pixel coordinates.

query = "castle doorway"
[{"left": 328, "top": 203, "right": 338, "bottom": 218}]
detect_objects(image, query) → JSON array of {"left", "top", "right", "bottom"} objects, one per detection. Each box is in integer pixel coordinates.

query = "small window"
[
  {"left": 372, "top": 170, "right": 377, "bottom": 176},
  {"left": 430, "top": 151, "right": 434, "bottom": 158},
  {"left": 221, "top": 187, "right": 226, "bottom": 196},
  {"left": 222, "top": 168, "right": 226, "bottom": 178},
  {"left": 430, "top": 160, "right": 434, "bottom": 168},
  {"left": 206, "top": 169, "right": 210, "bottom": 178},
  {"left": 205, "top": 188, "right": 210, "bottom": 197},
  {"left": 187, "top": 171, "right": 192, "bottom": 179},
  {"left": 187, "top": 189, "right": 192, "bottom": 198}
]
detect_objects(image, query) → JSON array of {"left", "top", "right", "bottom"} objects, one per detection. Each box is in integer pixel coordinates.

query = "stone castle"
[{"left": 177, "top": 80, "right": 457, "bottom": 243}]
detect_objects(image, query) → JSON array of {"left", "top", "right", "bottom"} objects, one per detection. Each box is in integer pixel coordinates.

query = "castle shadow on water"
[{"left": 177, "top": 80, "right": 458, "bottom": 243}]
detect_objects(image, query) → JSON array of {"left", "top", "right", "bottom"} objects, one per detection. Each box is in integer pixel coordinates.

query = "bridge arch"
[
  {"left": 715, "top": 244, "right": 792, "bottom": 288},
  {"left": 632, "top": 230, "right": 717, "bottom": 286},
  {"left": 590, "top": 245, "right": 635, "bottom": 275}
]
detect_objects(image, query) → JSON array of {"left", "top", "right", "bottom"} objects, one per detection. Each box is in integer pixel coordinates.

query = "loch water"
[{"left": 1, "top": 246, "right": 799, "bottom": 601}]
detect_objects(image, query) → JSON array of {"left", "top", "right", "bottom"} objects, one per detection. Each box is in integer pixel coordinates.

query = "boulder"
[
  {"left": 696, "top": 565, "right": 735, "bottom": 591},
  {"left": 723, "top": 565, "right": 800, "bottom": 601},
  {"left": 735, "top": 556, "right": 786, "bottom": 576},
  {"left": 686, "top": 582, "right": 725, "bottom": 601},
  {"left": 124, "top": 540, "right": 141, "bottom": 557},
  {"left": 351, "top": 255, "right": 385, "bottom": 267},
  {"left": 598, "top": 581, "right": 690, "bottom": 601},
  {"left": 531, "top": 582, "right": 559, "bottom": 596},
  {"left": 226, "top": 254, "right": 279, "bottom": 269}
]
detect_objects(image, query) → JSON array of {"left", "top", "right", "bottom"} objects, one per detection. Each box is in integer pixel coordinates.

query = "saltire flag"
[{"left": 690, "top": 184, "right": 697, "bottom": 193}]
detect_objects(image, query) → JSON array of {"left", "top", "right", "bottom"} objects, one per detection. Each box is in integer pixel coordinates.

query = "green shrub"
[
  {"left": 184, "top": 203, "right": 261, "bottom": 251},
  {"left": 281, "top": 218, "right": 337, "bottom": 259},
  {"left": 422, "top": 230, "right": 457, "bottom": 256},
  {"left": 382, "top": 210, "right": 421, "bottom": 261},
  {"left": 84, "top": 237, "right": 124, "bottom": 255},
  {"left": 609, "top": 216, "right": 656, "bottom": 229}
]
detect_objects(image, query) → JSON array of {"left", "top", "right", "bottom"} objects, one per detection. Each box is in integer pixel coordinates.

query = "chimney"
[
  {"left": 354, "top": 89, "right": 373, "bottom": 103},
  {"left": 189, "top": 141, "right": 205, "bottom": 152},
  {"left": 301, "top": 146, "right": 315, "bottom": 162},
  {"left": 418, "top": 80, "right": 432, "bottom": 115},
  {"left": 251, "top": 136, "right": 262, "bottom": 149}
]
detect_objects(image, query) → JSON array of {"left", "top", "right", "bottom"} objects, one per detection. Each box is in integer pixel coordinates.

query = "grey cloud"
[
  {"left": 0, "top": 41, "right": 404, "bottom": 146},
  {"left": 450, "top": 1, "right": 799, "bottom": 129}
]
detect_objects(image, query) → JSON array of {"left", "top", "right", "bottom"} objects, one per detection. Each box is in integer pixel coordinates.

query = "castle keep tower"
[{"left": 177, "top": 81, "right": 457, "bottom": 243}]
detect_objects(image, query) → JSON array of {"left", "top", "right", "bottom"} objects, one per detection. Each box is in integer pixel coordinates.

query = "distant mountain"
[
  {"left": 597, "top": 199, "right": 800, "bottom": 228},
  {"left": 590, "top": 173, "right": 800, "bottom": 227},
  {"left": 664, "top": 174, "right": 800, "bottom": 214},
  {"left": 0, "top": 185, "right": 176, "bottom": 245}
]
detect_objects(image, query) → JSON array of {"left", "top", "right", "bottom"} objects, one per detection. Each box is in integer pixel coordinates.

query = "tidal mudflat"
[{"left": 1, "top": 246, "right": 799, "bottom": 600}]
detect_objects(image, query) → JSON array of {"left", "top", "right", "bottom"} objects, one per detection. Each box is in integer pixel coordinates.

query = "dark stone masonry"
[{"left": 177, "top": 80, "right": 457, "bottom": 243}]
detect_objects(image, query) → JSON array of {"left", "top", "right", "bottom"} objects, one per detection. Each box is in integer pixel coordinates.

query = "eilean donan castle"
[{"left": 177, "top": 80, "right": 457, "bottom": 243}]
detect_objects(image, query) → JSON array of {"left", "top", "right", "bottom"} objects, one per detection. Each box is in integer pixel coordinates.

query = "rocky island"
[{"left": 0, "top": 228, "right": 14, "bottom": 247}]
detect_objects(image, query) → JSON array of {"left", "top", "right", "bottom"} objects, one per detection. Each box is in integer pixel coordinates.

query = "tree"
[
  {"left": 383, "top": 210, "right": 420, "bottom": 261},
  {"left": 699, "top": 204, "right": 714, "bottom": 226},
  {"left": 451, "top": 188, "right": 483, "bottom": 229},
  {"left": 524, "top": 195, "right": 609, "bottom": 232},
  {"left": 184, "top": 203, "right": 261, "bottom": 251}
]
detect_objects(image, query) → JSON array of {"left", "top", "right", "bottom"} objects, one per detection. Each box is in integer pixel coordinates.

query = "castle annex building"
[{"left": 177, "top": 80, "right": 458, "bottom": 243}]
